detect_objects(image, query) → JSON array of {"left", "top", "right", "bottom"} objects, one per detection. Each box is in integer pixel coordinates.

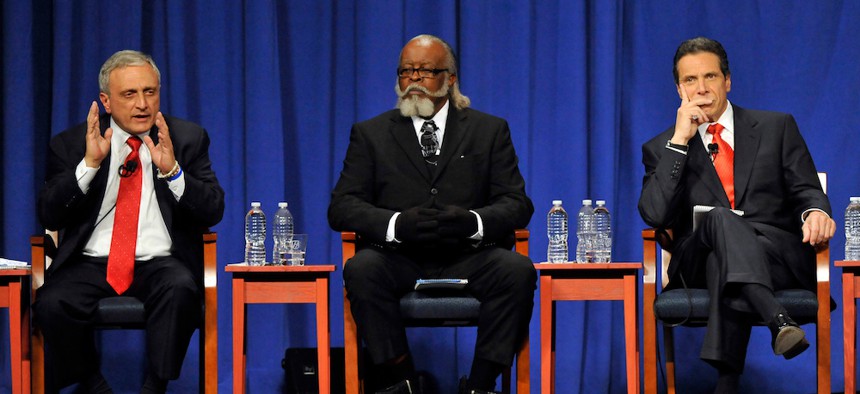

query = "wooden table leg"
[
  {"left": 623, "top": 272, "right": 639, "bottom": 394},
  {"left": 844, "top": 271, "right": 856, "bottom": 394},
  {"left": 540, "top": 274, "right": 553, "bottom": 394},
  {"left": 8, "top": 280, "right": 23, "bottom": 394},
  {"left": 21, "top": 277, "right": 31, "bottom": 394},
  {"left": 316, "top": 276, "right": 331, "bottom": 394},
  {"left": 232, "top": 277, "right": 246, "bottom": 394}
]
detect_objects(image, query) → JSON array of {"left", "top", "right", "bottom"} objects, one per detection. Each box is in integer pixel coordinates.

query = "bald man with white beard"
[{"left": 329, "top": 34, "right": 535, "bottom": 394}]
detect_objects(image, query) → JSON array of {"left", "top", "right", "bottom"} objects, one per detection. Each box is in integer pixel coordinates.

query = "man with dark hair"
[
  {"left": 329, "top": 34, "right": 535, "bottom": 394},
  {"left": 35, "top": 50, "right": 224, "bottom": 393},
  {"left": 639, "top": 37, "right": 835, "bottom": 392}
]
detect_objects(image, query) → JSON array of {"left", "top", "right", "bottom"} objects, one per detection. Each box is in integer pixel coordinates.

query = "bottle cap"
[
  {"left": 251, "top": 201, "right": 261, "bottom": 207},
  {"left": 582, "top": 199, "right": 592, "bottom": 205},
  {"left": 596, "top": 200, "right": 606, "bottom": 206},
  {"left": 552, "top": 200, "right": 563, "bottom": 205},
  {"left": 278, "top": 202, "right": 288, "bottom": 208}
]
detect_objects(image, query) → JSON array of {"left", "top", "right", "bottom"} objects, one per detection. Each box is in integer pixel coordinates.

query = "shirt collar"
[
  {"left": 110, "top": 117, "right": 151, "bottom": 146},
  {"left": 698, "top": 100, "right": 734, "bottom": 138}
]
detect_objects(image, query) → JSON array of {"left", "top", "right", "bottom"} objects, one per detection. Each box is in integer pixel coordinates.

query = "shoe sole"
[{"left": 774, "top": 326, "right": 810, "bottom": 359}]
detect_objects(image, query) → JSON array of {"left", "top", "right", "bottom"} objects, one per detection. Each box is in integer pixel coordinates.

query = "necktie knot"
[
  {"left": 126, "top": 136, "right": 143, "bottom": 150},
  {"left": 420, "top": 120, "right": 438, "bottom": 159},
  {"left": 707, "top": 123, "right": 725, "bottom": 136}
]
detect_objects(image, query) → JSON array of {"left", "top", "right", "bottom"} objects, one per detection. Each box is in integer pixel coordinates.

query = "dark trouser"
[
  {"left": 33, "top": 255, "right": 201, "bottom": 392},
  {"left": 669, "top": 208, "right": 803, "bottom": 371},
  {"left": 343, "top": 245, "right": 536, "bottom": 367}
]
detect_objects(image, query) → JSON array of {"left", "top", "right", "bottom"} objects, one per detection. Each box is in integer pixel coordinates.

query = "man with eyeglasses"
[
  {"left": 329, "top": 34, "right": 535, "bottom": 394},
  {"left": 638, "top": 37, "right": 834, "bottom": 392}
]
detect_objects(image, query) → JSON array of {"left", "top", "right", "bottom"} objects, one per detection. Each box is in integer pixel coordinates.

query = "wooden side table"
[
  {"left": 837, "top": 260, "right": 860, "bottom": 393},
  {"left": 226, "top": 264, "right": 336, "bottom": 394},
  {"left": 534, "top": 262, "right": 641, "bottom": 394},
  {"left": 1, "top": 268, "right": 30, "bottom": 394}
]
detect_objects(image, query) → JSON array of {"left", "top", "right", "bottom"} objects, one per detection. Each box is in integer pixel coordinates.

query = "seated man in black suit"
[
  {"left": 638, "top": 37, "right": 835, "bottom": 393},
  {"left": 34, "top": 50, "right": 225, "bottom": 393},
  {"left": 328, "top": 34, "right": 535, "bottom": 394}
]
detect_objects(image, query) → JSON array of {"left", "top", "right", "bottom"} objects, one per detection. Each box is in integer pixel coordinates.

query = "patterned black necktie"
[{"left": 420, "top": 120, "right": 438, "bottom": 164}]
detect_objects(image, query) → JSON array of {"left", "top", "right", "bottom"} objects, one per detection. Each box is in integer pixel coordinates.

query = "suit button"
[{"left": 430, "top": 188, "right": 438, "bottom": 195}]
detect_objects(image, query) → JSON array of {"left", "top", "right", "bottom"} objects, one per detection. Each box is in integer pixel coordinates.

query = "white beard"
[{"left": 395, "top": 82, "right": 449, "bottom": 118}]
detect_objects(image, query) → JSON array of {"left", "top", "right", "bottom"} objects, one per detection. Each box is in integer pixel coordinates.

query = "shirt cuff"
[
  {"left": 801, "top": 208, "right": 829, "bottom": 222},
  {"left": 386, "top": 212, "right": 401, "bottom": 243},
  {"left": 665, "top": 145, "right": 689, "bottom": 155},
  {"left": 469, "top": 210, "right": 484, "bottom": 240},
  {"left": 166, "top": 172, "right": 186, "bottom": 201},
  {"left": 75, "top": 159, "right": 98, "bottom": 194}
]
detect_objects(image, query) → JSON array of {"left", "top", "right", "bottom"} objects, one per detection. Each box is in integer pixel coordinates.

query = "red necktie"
[
  {"left": 707, "top": 123, "right": 734, "bottom": 208},
  {"left": 107, "top": 137, "right": 143, "bottom": 294}
]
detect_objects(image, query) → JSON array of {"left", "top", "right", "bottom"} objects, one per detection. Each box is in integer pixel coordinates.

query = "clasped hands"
[{"left": 395, "top": 203, "right": 478, "bottom": 248}]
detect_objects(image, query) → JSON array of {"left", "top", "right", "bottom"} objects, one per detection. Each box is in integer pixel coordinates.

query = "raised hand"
[
  {"left": 672, "top": 85, "right": 712, "bottom": 145},
  {"left": 143, "top": 112, "right": 177, "bottom": 174},
  {"left": 84, "top": 101, "right": 112, "bottom": 168}
]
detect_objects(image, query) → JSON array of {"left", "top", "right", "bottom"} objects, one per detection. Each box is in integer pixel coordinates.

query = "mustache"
[{"left": 396, "top": 83, "right": 448, "bottom": 98}]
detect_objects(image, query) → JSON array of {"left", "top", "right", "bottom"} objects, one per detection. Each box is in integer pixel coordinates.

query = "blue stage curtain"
[{"left": 2, "top": 0, "right": 859, "bottom": 392}]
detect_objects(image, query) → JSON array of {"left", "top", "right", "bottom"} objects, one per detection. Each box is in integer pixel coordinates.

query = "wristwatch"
[{"left": 665, "top": 140, "right": 689, "bottom": 152}]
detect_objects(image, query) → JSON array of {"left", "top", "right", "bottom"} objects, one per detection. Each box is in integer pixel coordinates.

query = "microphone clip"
[
  {"left": 707, "top": 143, "right": 719, "bottom": 162},
  {"left": 118, "top": 160, "right": 139, "bottom": 178}
]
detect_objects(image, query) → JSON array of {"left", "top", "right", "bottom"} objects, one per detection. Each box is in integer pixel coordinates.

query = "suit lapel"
[
  {"left": 731, "top": 105, "right": 760, "bottom": 208},
  {"left": 389, "top": 115, "right": 433, "bottom": 183},
  {"left": 432, "top": 106, "right": 466, "bottom": 183}
]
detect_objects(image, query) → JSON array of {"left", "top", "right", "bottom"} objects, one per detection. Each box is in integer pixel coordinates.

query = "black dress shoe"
[
  {"left": 457, "top": 376, "right": 500, "bottom": 394},
  {"left": 768, "top": 312, "right": 809, "bottom": 359},
  {"left": 377, "top": 379, "right": 421, "bottom": 394}
]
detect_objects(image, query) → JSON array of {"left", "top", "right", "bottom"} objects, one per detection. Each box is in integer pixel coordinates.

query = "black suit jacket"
[
  {"left": 328, "top": 106, "right": 533, "bottom": 247},
  {"left": 638, "top": 104, "right": 830, "bottom": 291},
  {"left": 38, "top": 113, "right": 225, "bottom": 283}
]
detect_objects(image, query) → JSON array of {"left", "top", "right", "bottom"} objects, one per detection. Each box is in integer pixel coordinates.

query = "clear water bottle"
[
  {"left": 272, "top": 202, "right": 295, "bottom": 266},
  {"left": 593, "top": 200, "right": 612, "bottom": 263},
  {"left": 576, "top": 199, "right": 594, "bottom": 263},
  {"left": 846, "top": 197, "right": 860, "bottom": 260},
  {"left": 547, "top": 200, "right": 569, "bottom": 263},
  {"left": 244, "top": 202, "right": 267, "bottom": 266}
]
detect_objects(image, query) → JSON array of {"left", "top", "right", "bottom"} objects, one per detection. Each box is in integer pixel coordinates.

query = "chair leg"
[
  {"left": 515, "top": 335, "right": 530, "bottom": 394},
  {"left": 32, "top": 327, "right": 45, "bottom": 394},
  {"left": 344, "top": 295, "right": 362, "bottom": 394},
  {"left": 664, "top": 326, "right": 676, "bottom": 394}
]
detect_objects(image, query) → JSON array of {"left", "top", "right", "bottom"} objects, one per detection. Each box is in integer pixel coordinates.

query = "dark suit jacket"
[
  {"left": 328, "top": 106, "right": 533, "bottom": 247},
  {"left": 37, "top": 113, "right": 225, "bottom": 283},
  {"left": 638, "top": 104, "right": 830, "bottom": 291}
]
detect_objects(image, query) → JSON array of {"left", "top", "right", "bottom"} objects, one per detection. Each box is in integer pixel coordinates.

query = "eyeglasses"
[{"left": 397, "top": 67, "right": 449, "bottom": 79}]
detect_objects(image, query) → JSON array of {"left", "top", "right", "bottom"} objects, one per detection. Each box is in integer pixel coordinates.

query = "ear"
[
  {"left": 448, "top": 73, "right": 457, "bottom": 88},
  {"left": 99, "top": 92, "right": 111, "bottom": 113},
  {"left": 725, "top": 75, "right": 731, "bottom": 93},
  {"left": 676, "top": 84, "right": 683, "bottom": 99}
]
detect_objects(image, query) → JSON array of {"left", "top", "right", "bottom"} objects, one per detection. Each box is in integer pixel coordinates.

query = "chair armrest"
[
  {"left": 202, "top": 232, "right": 217, "bottom": 289},
  {"left": 641, "top": 229, "right": 658, "bottom": 287},
  {"left": 30, "top": 235, "right": 47, "bottom": 290},
  {"left": 514, "top": 229, "right": 529, "bottom": 256},
  {"left": 341, "top": 232, "right": 357, "bottom": 266},
  {"left": 816, "top": 243, "right": 830, "bottom": 285}
]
